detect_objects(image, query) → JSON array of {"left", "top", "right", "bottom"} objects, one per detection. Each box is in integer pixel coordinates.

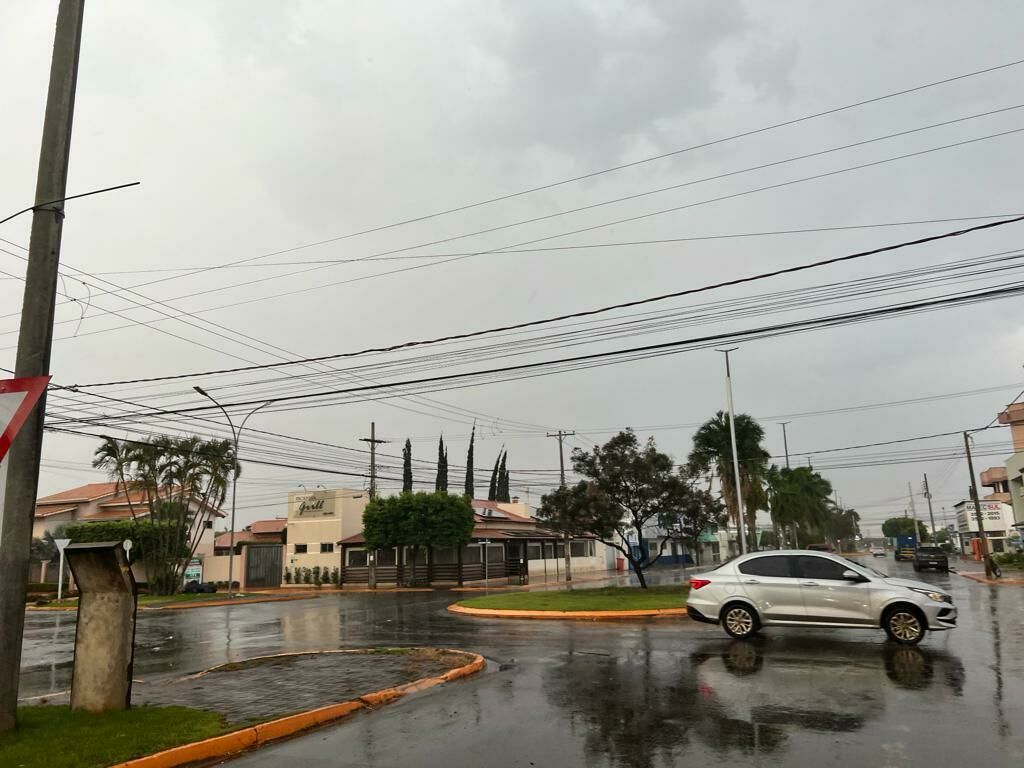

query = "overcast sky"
[{"left": 3, "top": 1, "right": 1023, "bottom": 537}]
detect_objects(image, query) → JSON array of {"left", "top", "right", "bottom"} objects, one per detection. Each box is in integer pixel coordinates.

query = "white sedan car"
[{"left": 686, "top": 550, "right": 956, "bottom": 645}]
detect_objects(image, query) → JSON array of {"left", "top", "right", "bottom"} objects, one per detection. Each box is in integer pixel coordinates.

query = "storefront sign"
[
  {"left": 293, "top": 492, "right": 336, "bottom": 518},
  {"left": 183, "top": 558, "right": 202, "bottom": 583}
]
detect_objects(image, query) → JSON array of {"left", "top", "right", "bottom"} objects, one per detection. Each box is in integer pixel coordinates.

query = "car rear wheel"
[
  {"left": 884, "top": 605, "right": 926, "bottom": 645},
  {"left": 720, "top": 602, "right": 759, "bottom": 640}
]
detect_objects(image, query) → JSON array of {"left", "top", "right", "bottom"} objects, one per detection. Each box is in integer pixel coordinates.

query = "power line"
[
  {"left": 0, "top": 181, "right": 140, "bottom": 227},
  {"left": 54, "top": 283, "right": 1024, "bottom": 425},
  {"left": 69, "top": 214, "right": 1024, "bottom": 389}
]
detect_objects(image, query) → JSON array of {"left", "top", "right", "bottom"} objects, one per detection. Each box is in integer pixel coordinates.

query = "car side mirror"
[{"left": 842, "top": 569, "right": 866, "bottom": 582}]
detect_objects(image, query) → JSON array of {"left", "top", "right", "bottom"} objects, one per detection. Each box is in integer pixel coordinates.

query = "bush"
[
  {"left": 330, "top": 567, "right": 339, "bottom": 585},
  {"left": 283, "top": 568, "right": 293, "bottom": 584},
  {"left": 994, "top": 551, "right": 1024, "bottom": 568},
  {"left": 312, "top": 566, "right": 321, "bottom": 587},
  {"left": 302, "top": 568, "right": 312, "bottom": 585}
]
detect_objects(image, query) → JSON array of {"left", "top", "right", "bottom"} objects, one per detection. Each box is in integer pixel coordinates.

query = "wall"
[
  {"left": 285, "top": 488, "right": 367, "bottom": 576},
  {"left": 1005, "top": 451, "right": 1024, "bottom": 526}
]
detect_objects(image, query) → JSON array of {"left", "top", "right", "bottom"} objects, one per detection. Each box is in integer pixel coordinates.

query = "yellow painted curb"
[
  {"left": 448, "top": 603, "right": 688, "bottom": 620},
  {"left": 108, "top": 649, "right": 485, "bottom": 768}
]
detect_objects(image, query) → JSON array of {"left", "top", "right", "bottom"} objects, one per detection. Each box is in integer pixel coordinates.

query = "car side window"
[
  {"left": 797, "top": 556, "right": 849, "bottom": 580},
  {"left": 738, "top": 556, "right": 792, "bottom": 577}
]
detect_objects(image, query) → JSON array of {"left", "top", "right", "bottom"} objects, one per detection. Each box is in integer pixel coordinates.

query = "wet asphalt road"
[{"left": 20, "top": 561, "right": 1024, "bottom": 767}]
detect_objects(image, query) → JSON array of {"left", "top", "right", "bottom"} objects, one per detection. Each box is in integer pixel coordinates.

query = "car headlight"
[{"left": 912, "top": 588, "right": 952, "bottom": 603}]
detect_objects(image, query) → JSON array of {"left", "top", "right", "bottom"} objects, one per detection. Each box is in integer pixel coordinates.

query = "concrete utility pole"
[
  {"left": 194, "top": 387, "right": 271, "bottom": 598},
  {"left": 907, "top": 482, "right": 923, "bottom": 544},
  {"left": 360, "top": 422, "right": 386, "bottom": 498},
  {"left": 963, "top": 431, "right": 993, "bottom": 579},
  {"left": 716, "top": 348, "right": 747, "bottom": 555},
  {"left": 778, "top": 422, "right": 791, "bottom": 468},
  {"left": 0, "top": 0, "right": 85, "bottom": 733},
  {"left": 547, "top": 430, "right": 575, "bottom": 582},
  {"left": 922, "top": 473, "right": 938, "bottom": 538}
]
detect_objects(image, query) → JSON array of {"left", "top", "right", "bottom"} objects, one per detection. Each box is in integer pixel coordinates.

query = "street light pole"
[
  {"left": 195, "top": 387, "right": 271, "bottom": 598},
  {"left": 778, "top": 422, "right": 791, "bottom": 468},
  {"left": 716, "top": 348, "right": 747, "bottom": 555}
]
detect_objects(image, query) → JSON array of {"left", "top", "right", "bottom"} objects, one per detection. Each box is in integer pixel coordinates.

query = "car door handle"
[
  {"left": 800, "top": 581, "right": 820, "bottom": 587},
  {"left": 742, "top": 579, "right": 760, "bottom": 584}
]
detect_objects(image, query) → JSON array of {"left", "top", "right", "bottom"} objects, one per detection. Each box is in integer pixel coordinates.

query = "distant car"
[
  {"left": 182, "top": 580, "right": 217, "bottom": 594},
  {"left": 686, "top": 550, "right": 957, "bottom": 645},
  {"left": 912, "top": 545, "right": 949, "bottom": 573},
  {"left": 870, "top": 546, "right": 885, "bottom": 557}
]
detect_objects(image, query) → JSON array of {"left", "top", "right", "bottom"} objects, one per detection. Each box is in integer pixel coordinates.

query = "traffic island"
[
  {"left": 4, "top": 648, "right": 484, "bottom": 768},
  {"left": 449, "top": 585, "right": 690, "bottom": 620}
]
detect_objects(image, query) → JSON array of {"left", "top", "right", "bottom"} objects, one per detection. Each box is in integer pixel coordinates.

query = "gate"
[{"left": 245, "top": 544, "right": 283, "bottom": 588}]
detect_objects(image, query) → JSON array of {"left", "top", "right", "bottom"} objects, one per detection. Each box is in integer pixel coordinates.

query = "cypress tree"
[
  {"left": 435, "top": 436, "right": 449, "bottom": 492},
  {"left": 497, "top": 451, "right": 510, "bottom": 503},
  {"left": 402, "top": 438, "right": 413, "bottom": 493},
  {"left": 487, "top": 450, "right": 502, "bottom": 501},
  {"left": 464, "top": 423, "right": 475, "bottom": 498}
]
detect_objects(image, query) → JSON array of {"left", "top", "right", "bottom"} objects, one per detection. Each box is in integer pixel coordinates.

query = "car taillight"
[{"left": 689, "top": 578, "right": 711, "bottom": 590}]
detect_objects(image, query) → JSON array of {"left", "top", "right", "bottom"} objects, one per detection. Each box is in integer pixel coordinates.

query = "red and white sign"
[{"left": 0, "top": 376, "right": 51, "bottom": 462}]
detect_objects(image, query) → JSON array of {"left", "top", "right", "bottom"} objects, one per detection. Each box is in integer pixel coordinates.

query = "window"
[
  {"left": 433, "top": 546, "right": 456, "bottom": 565},
  {"left": 543, "top": 542, "right": 554, "bottom": 560},
  {"left": 294, "top": 544, "right": 308, "bottom": 554},
  {"left": 796, "top": 556, "right": 848, "bottom": 581},
  {"left": 377, "top": 548, "right": 397, "bottom": 566},
  {"left": 203, "top": 520, "right": 214, "bottom": 529},
  {"left": 555, "top": 542, "right": 565, "bottom": 559},
  {"left": 461, "top": 545, "right": 482, "bottom": 564},
  {"left": 347, "top": 549, "right": 367, "bottom": 567},
  {"left": 527, "top": 543, "right": 542, "bottom": 561},
  {"left": 587, "top": 541, "right": 595, "bottom": 557},
  {"left": 570, "top": 541, "right": 587, "bottom": 558},
  {"left": 487, "top": 544, "right": 504, "bottom": 563},
  {"left": 738, "top": 556, "right": 792, "bottom": 578},
  {"left": 320, "top": 542, "right": 334, "bottom": 554}
]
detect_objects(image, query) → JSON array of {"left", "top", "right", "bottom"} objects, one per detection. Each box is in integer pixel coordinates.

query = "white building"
[{"left": 954, "top": 499, "right": 1017, "bottom": 553}]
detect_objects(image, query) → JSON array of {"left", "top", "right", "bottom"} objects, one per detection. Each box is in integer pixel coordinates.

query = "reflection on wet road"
[{"left": 20, "top": 562, "right": 1024, "bottom": 766}]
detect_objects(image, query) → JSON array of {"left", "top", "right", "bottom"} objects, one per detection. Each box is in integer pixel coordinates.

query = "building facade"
[
  {"left": 285, "top": 488, "right": 368, "bottom": 575},
  {"left": 954, "top": 499, "right": 1018, "bottom": 553}
]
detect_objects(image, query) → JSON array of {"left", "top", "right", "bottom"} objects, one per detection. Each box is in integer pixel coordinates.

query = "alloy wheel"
[
  {"left": 889, "top": 611, "right": 922, "bottom": 643},
  {"left": 725, "top": 607, "right": 754, "bottom": 637}
]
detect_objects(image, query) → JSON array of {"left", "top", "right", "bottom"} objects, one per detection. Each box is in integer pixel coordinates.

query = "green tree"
[
  {"left": 402, "top": 438, "right": 413, "bottom": 493},
  {"left": 766, "top": 465, "right": 834, "bottom": 547},
  {"left": 881, "top": 517, "right": 930, "bottom": 541},
  {"left": 435, "top": 436, "right": 448, "bottom": 492},
  {"left": 688, "top": 412, "right": 770, "bottom": 552},
  {"left": 464, "top": 423, "right": 476, "bottom": 498},
  {"left": 541, "top": 430, "right": 697, "bottom": 588},
  {"left": 496, "top": 452, "right": 510, "bottom": 502},
  {"left": 487, "top": 450, "right": 503, "bottom": 501},
  {"left": 658, "top": 480, "right": 727, "bottom": 567},
  {"left": 91, "top": 435, "right": 236, "bottom": 594},
  {"left": 363, "top": 492, "right": 474, "bottom": 584}
]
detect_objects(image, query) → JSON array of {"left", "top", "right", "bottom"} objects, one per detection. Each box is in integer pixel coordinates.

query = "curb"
[
  {"left": 447, "top": 603, "right": 688, "bottom": 620},
  {"left": 26, "top": 593, "right": 321, "bottom": 613},
  {"left": 957, "top": 572, "right": 1024, "bottom": 586},
  {"left": 108, "top": 649, "right": 484, "bottom": 768}
]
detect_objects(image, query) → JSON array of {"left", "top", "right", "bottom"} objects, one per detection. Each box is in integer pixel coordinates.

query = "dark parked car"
[
  {"left": 913, "top": 545, "right": 949, "bottom": 573},
  {"left": 182, "top": 580, "right": 217, "bottom": 594}
]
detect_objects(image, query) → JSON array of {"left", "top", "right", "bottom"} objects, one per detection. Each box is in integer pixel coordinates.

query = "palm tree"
[
  {"left": 688, "top": 412, "right": 770, "bottom": 550},
  {"left": 92, "top": 437, "right": 142, "bottom": 520},
  {"left": 766, "top": 465, "right": 834, "bottom": 547}
]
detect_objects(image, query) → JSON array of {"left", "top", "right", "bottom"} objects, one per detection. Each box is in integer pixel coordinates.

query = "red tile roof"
[
  {"left": 36, "top": 482, "right": 120, "bottom": 505},
  {"left": 214, "top": 530, "right": 263, "bottom": 548},
  {"left": 249, "top": 518, "right": 288, "bottom": 534}
]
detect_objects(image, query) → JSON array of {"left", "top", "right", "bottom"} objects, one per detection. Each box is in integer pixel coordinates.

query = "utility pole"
[
  {"left": 0, "top": 0, "right": 85, "bottom": 733},
  {"left": 547, "top": 430, "right": 575, "bottom": 583},
  {"left": 922, "top": 473, "right": 937, "bottom": 538},
  {"left": 716, "top": 348, "right": 747, "bottom": 555},
  {"left": 907, "top": 482, "right": 923, "bottom": 544},
  {"left": 963, "top": 431, "right": 993, "bottom": 579},
  {"left": 360, "top": 422, "right": 386, "bottom": 498},
  {"left": 778, "top": 422, "right": 791, "bottom": 468}
]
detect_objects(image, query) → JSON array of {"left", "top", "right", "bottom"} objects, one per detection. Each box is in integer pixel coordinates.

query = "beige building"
[
  {"left": 286, "top": 488, "right": 368, "bottom": 576},
  {"left": 997, "top": 404, "right": 1024, "bottom": 529}
]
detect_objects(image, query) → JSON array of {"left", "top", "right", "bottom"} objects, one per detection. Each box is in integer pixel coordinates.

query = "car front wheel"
[
  {"left": 721, "top": 603, "right": 759, "bottom": 640},
  {"left": 884, "top": 606, "right": 926, "bottom": 645}
]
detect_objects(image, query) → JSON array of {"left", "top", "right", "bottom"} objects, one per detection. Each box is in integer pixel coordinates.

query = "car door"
[
  {"left": 736, "top": 555, "right": 806, "bottom": 623},
  {"left": 795, "top": 555, "right": 875, "bottom": 625}
]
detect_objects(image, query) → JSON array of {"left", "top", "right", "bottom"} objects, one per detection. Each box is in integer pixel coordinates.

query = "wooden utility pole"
[
  {"left": 0, "top": 0, "right": 85, "bottom": 733},
  {"left": 547, "top": 430, "right": 575, "bottom": 582},
  {"left": 778, "top": 422, "right": 791, "bottom": 468},
  {"left": 360, "top": 422, "right": 387, "bottom": 498},
  {"left": 963, "top": 431, "right": 993, "bottom": 579},
  {"left": 923, "top": 473, "right": 938, "bottom": 538}
]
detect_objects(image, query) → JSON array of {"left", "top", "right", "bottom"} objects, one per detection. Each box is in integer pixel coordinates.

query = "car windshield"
[{"left": 844, "top": 557, "right": 887, "bottom": 578}]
